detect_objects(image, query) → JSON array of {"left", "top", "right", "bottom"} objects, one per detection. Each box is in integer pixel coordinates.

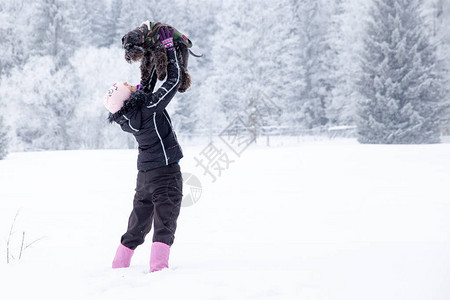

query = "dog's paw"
[
  {"left": 153, "top": 44, "right": 168, "bottom": 81},
  {"left": 178, "top": 70, "right": 192, "bottom": 93},
  {"left": 155, "top": 58, "right": 168, "bottom": 80},
  {"left": 156, "top": 69, "right": 167, "bottom": 81}
]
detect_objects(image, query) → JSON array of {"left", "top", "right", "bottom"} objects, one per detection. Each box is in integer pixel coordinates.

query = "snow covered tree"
[
  {"left": 356, "top": 0, "right": 444, "bottom": 144},
  {"left": 1, "top": 0, "right": 447, "bottom": 150},
  {"left": 202, "top": 0, "right": 303, "bottom": 137},
  {"left": 0, "top": 0, "right": 29, "bottom": 75},
  {"left": 294, "top": 0, "right": 335, "bottom": 129},
  {"left": 0, "top": 56, "right": 80, "bottom": 150},
  {"left": 115, "top": 0, "right": 157, "bottom": 41},
  {"left": 62, "top": 0, "right": 94, "bottom": 49},
  {"left": 70, "top": 46, "right": 140, "bottom": 149},
  {"left": 326, "top": 0, "right": 369, "bottom": 126},
  {"left": 104, "top": 0, "right": 123, "bottom": 47},
  {"left": 29, "top": 0, "right": 82, "bottom": 65},
  {"left": 0, "top": 116, "right": 8, "bottom": 159},
  {"left": 428, "top": 0, "right": 450, "bottom": 133},
  {"left": 168, "top": 0, "right": 221, "bottom": 135},
  {"left": 83, "top": 1, "right": 111, "bottom": 48},
  {"left": 29, "top": 0, "right": 64, "bottom": 57}
]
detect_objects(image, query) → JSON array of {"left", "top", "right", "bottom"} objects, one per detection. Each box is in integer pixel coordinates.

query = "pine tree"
[
  {"left": 430, "top": 0, "right": 450, "bottom": 133},
  {"left": 249, "top": 0, "right": 300, "bottom": 136},
  {"left": 203, "top": 0, "right": 302, "bottom": 137},
  {"left": 29, "top": 0, "right": 81, "bottom": 65},
  {"left": 326, "top": 0, "right": 368, "bottom": 126},
  {"left": 115, "top": 0, "right": 154, "bottom": 40},
  {"left": 82, "top": 0, "right": 113, "bottom": 48},
  {"left": 170, "top": 0, "right": 221, "bottom": 135},
  {"left": 0, "top": 116, "right": 8, "bottom": 159},
  {"left": 104, "top": 0, "right": 123, "bottom": 47},
  {"left": 296, "top": 0, "right": 334, "bottom": 129},
  {"left": 278, "top": 0, "right": 306, "bottom": 131},
  {"left": 30, "top": 0, "right": 64, "bottom": 57},
  {"left": 357, "top": 0, "right": 444, "bottom": 144},
  {"left": 64, "top": 0, "right": 93, "bottom": 49},
  {"left": 0, "top": 0, "right": 29, "bottom": 75}
]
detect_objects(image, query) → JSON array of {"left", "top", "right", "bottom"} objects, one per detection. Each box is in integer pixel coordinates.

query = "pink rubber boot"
[
  {"left": 150, "top": 242, "right": 170, "bottom": 272},
  {"left": 112, "top": 244, "right": 134, "bottom": 268}
]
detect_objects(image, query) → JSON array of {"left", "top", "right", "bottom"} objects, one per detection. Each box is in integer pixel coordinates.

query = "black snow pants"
[{"left": 121, "top": 162, "right": 183, "bottom": 249}]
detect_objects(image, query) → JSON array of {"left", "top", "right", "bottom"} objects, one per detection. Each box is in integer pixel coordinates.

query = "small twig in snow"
[
  {"left": 6, "top": 209, "right": 20, "bottom": 264},
  {"left": 19, "top": 232, "right": 25, "bottom": 260},
  {"left": 24, "top": 236, "right": 46, "bottom": 251}
]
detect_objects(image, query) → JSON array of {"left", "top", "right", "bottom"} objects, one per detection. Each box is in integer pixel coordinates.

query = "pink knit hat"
[{"left": 104, "top": 82, "right": 132, "bottom": 114}]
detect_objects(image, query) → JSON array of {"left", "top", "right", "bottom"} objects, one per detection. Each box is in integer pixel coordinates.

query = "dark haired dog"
[{"left": 122, "top": 21, "right": 198, "bottom": 93}]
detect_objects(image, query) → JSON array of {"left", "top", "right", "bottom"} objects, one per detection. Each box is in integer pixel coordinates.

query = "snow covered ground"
[{"left": 0, "top": 139, "right": 450, "bottom": 300}]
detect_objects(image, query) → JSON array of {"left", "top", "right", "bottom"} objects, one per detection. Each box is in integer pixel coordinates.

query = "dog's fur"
[{"left": 122, "top": 23, "right": 191, "bottom": 93}]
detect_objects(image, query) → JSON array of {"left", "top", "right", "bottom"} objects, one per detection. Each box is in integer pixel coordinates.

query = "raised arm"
[
  {"left": 109, "top": 27, "right": 180, "bottom": 126},
  {"left": 140, "top": 63, "right": 158, "bottom": 93},
  {"left": 134, "top": 48, "right": 180, "bottom": 114}
]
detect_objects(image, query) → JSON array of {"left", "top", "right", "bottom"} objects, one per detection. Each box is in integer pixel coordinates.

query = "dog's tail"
[{"left": 189, "top": 49, "right": 203, "bottom": 58}]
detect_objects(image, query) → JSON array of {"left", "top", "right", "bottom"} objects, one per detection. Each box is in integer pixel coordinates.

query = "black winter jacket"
[{"left": 108, "top": 50, "right": 183, "bottom": 171}]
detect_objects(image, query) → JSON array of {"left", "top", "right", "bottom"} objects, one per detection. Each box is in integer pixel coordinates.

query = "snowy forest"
[{"left": 0, "top": 0, "right": 449, "bottom": 154}]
